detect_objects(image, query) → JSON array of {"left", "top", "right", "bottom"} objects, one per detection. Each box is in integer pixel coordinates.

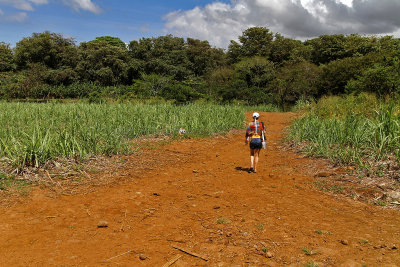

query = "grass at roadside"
[
  {"left": 0, "top": 102, "right": 253, "bottom": 170},
  {"left": 287, "top": 93, "right": 400, "bottom": 169},
  {"left": 0, "top": 172, "right": 31, "bottom": 194},
  {"left": 0, "top": 102, "right": 278, "bottom": 192}
]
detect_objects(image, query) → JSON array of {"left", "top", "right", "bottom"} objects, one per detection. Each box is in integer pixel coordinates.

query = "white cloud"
[
  {"left": 164, "top": 3, "right": 246, "bottom": 49},
  {"left": 0, "top": 0, "right": 102, "bottom": 25},
  {"left": 0, "top": 11, "right": 28, "bottom": 22},
  {"left": 164, "top": 0, "right": 400, "bottom": 48},
  {"left": 30, "top": 0, "right": 48, "bottom": 4},
  {"left": 63, "top": 0, "right": 102, "bottom": 14},
  {"left": 0, "top": 0, "right": 46, "bottom": 23},
  {"left": 0, "top": 0, "right": 48, "bottom": 11},
  {"left": 0, "top": 0, "right": 101, "bottom": 14}
]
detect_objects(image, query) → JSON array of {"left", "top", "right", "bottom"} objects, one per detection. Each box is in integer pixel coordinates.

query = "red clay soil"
[{"left": 0, "top": 112, "right": 399, "bottom": 266}]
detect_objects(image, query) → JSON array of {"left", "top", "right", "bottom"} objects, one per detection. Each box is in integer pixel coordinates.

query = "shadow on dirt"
[{"left": 235, "top": 166, "right": 253, "bottom": 173}]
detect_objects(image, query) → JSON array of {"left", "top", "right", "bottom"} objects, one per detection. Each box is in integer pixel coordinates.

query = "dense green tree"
[
  {"left": 133, "top": 73, "right": 172, "bottom": 97},
  {"left": 344, "top": 37, "right": 400, "bottom": 96},
  {"left": 218, "top": 78, "right": 246, "bottom": 103},
  {"left": 0, "top": 42, "right": 14, "bottom": 72},
  {"left": 240, "top": 86, "right": 273, "bottom": 105},
  {"left": 306, "top": 34, "right": 347, "bottom": 65},
  {"left": 44, "top": 67, "right": 79, "bottom": 86},
  {"left": 5, "top": 63, "right": 48, "bottom": 98},
  {"left": 14, "top": 31, "right": 80, "bottom": 86},
  {"left": 218, "top": 57, "right": 275, "bottom": 104},
  {"left": 88, "top": 36, "right": 126, "bottom": 49},
  {"left": 129, "top": 35, "right": 226, "bottom": 80},
  {"left": 375, "top": 36, "right": 400, "bottom": 54},
  {"left": 2, "top": 28, "right": 400, "bottom": 103},
  {"left": 144, "top": 58, "right": 189, "bottom": 81},
  {"left": 269, "top": 33, "right": 310, "bottom": 64},
  {"left": 318, "top": 53, "right": 384, "bottom": 96},
  {"left": 129, "top": 35, "right": 186, "bottom": 62},
  {"left": 272, "top": 61, "right": 321, "bottom": 110},
  {"left": 77, "top": 41, "right": 131, "bottom": 85},
  {"left": 207, "top": 67, "right": 235, "bottom": 98},
  {"left": 346, "top": 57, "right": 400, "bottom": 96},
  {"left": 161, "top": 83, "right": 202, "bottom": 103},
  {"left": 342, "top": 34, "right": 376, "bottom": 57},
  {"left": 150, "top": 35, "right": 188, "bottom": 69},
  {"left": 234, "top": 56, "right": 275, "bottom": 88},
  {"left": 346, "top": 65, "right": 400, "bottom": 96},
  {"left": 227, "top": 40, "right": 242, "bottom": 64},
  {"left": 305, "top": 34, "right": 390, "bottom": 65},
  {"left": 186, "top": 38, "right": 226, "bottom": 76},
  {"left": 129, "top": 35, "right": 191, "bottom": 80},
  {"left": 14, "top": 31, "right": 78, "bottom": 70},
  {"left": 228, "top": 27, "right": 274, "bottom": 63},
  {"left": 239, "top": 27, "right": 273, "bottom": 58},
  {"left": 128, "top": 38, "right": 152, "bottom": 60},
  {"left": 128, "top": 58, "right": 144, "bottom": 80}
]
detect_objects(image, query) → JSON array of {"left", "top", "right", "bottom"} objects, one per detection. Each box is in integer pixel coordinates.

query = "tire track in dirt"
[{"left": 0, "top": 112, "right": 399, "bottom": 266}]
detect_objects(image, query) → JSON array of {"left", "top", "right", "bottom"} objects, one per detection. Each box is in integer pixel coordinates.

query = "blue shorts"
[{"left": 250, "top": 138, "right": 262, "bottom": 149}]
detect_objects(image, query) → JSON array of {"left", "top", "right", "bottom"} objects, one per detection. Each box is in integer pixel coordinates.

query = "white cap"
[{"left": 252, "top": 112, "right": 260, "bottom": 119}]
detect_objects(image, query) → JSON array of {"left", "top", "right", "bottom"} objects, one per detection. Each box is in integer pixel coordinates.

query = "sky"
[{"left": 1, "top": 0, "right": 400, "bottom": 48}]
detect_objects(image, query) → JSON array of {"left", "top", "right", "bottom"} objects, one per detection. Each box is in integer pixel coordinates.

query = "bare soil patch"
[{"left": 0, "top": 112, "right": 399, "bottom": 266}]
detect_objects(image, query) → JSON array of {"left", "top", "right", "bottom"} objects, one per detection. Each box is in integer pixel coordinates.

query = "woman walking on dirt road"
[{"left": 245, "top": 112, "right": 266, "bottom": 173}]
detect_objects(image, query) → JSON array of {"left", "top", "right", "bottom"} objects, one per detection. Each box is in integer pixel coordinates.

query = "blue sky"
[
  {"left": 0, "top": 0, "right": 229, "bottom": 46},
  {"left": 1, "top": 0, "right": 400, "bottom": 48}
]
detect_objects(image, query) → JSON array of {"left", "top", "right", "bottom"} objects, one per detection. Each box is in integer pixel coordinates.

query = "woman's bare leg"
[
  {"left": 250, "top": 149, "right": 255, "bottom": 170},
  {"left": 254, "top": 149, "right": 261, "bottom": 172}
]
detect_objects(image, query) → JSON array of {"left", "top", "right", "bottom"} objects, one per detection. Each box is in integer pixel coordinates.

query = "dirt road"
[{"left": 0, "top": 112, "right": 399, "bottom": 266}]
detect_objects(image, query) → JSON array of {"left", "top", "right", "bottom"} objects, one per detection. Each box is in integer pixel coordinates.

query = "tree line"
[{"left": 0, "top": 28, "right": 399, "bottom": 107}]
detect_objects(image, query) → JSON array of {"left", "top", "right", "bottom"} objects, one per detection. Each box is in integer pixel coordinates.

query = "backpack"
[{"left": 249, "top": 121, "right": 265, "bottom": 135}]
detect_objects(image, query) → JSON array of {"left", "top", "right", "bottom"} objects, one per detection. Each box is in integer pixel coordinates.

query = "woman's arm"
[{"left": 245, "top": 123, "right": 252, "bottom": 144}]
